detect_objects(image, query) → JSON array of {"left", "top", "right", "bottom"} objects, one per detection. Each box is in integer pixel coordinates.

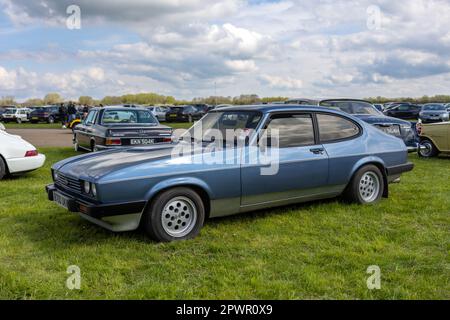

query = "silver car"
[
  {"left": 419, "top": 104, "right": 450, "bottom": 123},
  {"left": 148, "top": 106, "right": 169, "bottom": 122}
]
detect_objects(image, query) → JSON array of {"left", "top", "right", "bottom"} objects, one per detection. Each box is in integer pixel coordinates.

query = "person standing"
[
  {"left": 68, "top": 102, "right": 77, "bottom": 123},
  {"left": 59, "top": 103, "right": 68, "bottom": 128}
]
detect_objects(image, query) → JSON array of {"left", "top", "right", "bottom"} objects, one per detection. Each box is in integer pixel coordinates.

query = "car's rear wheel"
[
  {"left": 16, "top": 118, "right": 22, "bottom": 124},
  {"left": 47, "top": 116, "right": 55, "bottom": 124},
  {"left": 344, "top": 165, "right": 384, "bottom": 204},
  {"left": 142, "top": 187, "right": 205, "bottom": 242},
  {"left": 418, "top": 139, "right": 439, "bottom": 158},
  {"left": 90, "top": 140, "right": 99, "bottom": 152},
  {"left": 0, "top": 156, "right": 7, "bottom": 180}
]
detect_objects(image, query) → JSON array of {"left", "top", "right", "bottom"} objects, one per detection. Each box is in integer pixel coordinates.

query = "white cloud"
[
  {"left": 3, "top": 0, "right": 450, "bottom": 99},
  {"left": 260, "top": 75, "right": 303, "bottom": 90}
]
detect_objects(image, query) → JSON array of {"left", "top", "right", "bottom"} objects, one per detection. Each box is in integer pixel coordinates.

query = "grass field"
[
  {"left": 2, "top": 122, "right": 193, "bottom": 130},
  {"left": 0, "top": 148, "right": 448, "bottom": 299}
]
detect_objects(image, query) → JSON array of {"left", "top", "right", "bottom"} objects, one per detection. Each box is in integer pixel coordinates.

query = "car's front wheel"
[
  {"left": 344, "top": 165, "right": 384, "bottom": 204},
  {"left": 418, "top": 139, "right": 439, "bottom": 158},
  {"left": 47, "top": 116, "right": 55, "bottom": 124},
  {"left": 142, "top": 187, "right": 205, "bottom": 242}
]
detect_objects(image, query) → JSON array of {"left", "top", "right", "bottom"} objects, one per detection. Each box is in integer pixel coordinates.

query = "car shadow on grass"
[{"left": 17, "top": 197, "right": 344, "bottom": 248}]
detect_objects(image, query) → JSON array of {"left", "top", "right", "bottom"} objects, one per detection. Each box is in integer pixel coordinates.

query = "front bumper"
[{"left": 46, "top": 184, "right": 147, "bottom": 232}]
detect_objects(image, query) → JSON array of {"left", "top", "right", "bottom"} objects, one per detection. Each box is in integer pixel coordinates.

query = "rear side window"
[
  {"left": 266, "top": 114, "right": 315, "bottom": 148},
  {"left": 85, "top": 111, "right": 97, "bottom": 125},
  {"left": 317, "top": 114, "right": 360, "bottom": 143}
]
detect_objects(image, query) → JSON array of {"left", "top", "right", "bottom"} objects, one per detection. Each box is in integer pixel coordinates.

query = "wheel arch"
[
  {"left": 0, "top": 153, "right": 10, "bottom": 175},
  {"left": 142, "top": 178, "right": 212, "bottom": 219},
  {"left": 419, "top": 135, "right": 441, "bottom": 153},
  {"left": 349, "top": 157, "right": 389, "bottom": 198}
]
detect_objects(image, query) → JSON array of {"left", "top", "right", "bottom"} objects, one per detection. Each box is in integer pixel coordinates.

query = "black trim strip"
[{"left": 386, "top": 162, "right": 414, "bottom": 176}]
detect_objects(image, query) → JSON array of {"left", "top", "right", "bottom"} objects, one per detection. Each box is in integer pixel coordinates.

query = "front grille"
[{"left": 55, "top": 173, "right": 82, "bottom": 193}]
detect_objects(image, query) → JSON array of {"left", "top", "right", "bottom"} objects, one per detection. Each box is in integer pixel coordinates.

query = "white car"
[
  {"left": 0, "top": 128, "right": 46, "bottom": 179},
  {"left": 1, "top": 107, "right": 32, "bottom": 123}
]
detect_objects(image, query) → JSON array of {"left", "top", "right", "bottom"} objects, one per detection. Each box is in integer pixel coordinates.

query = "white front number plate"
[{"left": 54, "top": 192, "right": 70, "bottom": 210}]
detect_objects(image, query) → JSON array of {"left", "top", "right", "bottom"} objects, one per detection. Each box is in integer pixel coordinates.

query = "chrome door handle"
[{"left": 310, "top": 148, "right": 325, "bottom": 155}]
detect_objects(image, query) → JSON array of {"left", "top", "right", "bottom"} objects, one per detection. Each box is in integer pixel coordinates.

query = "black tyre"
[
  {"left": 188, "top": 115, "right": 193, "bottom": 123},
  {"left": 344, "top": 165, "right": 384, "bottom": 204},
  {"left": 47, "top": 116, "right": 55, "bottom": 124},
  {"left": 142, "top": 187, "right": 205, "bottom": 242},
  {"left": 90, "top": 140, "right": 99, "bottom": 152},
  {"left": 0, "top": 156, "right": 7, "bottom": 180},
  {"left": 16, "top": 118, "right": 22, "bottom": 124},
  {"left": 418, "top": 139, "right": 439, "bottom": 158}
]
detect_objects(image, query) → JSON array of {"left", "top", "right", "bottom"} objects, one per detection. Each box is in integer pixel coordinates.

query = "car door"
[
  {"left": 77, "top": 110, "right": 97, "bottom": 148},
  {"left": 240, "top": 112, "right": 329, "bottom": 207}
]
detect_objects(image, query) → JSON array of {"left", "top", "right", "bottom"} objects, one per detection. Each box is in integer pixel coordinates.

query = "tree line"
[{"left": 3, "top": 93, "right": 450, "bottom": 108}]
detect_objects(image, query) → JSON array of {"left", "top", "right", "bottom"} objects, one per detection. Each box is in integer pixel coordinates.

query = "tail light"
[
  {"left": 106, "top": 138, "right": 122, "bottom": 146},
  {"left": 163, "top": 137, "right": 172, "bottom": 143},
  {"left": 25, "top": 150, "right": 38, "bottom": 157}
]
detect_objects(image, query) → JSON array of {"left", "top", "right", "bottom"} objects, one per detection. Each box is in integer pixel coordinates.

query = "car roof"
[
  {"left": 319, "top": 98, "right": 373, "bottom": 104},
  {"left": 212, "top": 104, "right": 351, "bottom": 115},
  {"left": 91, "top": 106, "right": 150, "bottom": 111}
]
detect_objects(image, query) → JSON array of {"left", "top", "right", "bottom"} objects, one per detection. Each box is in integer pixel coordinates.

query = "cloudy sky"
[{"left": 1, "top": 0, "right": 450, "bottom": 101}]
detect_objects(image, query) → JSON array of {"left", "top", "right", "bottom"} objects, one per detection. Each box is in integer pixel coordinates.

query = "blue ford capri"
[{"left": 46, "top": 105, "right": 414, "bottom": 242}]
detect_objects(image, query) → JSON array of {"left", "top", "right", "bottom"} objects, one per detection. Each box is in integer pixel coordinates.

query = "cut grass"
[
  {"left": 3, "top": 122, "right": 193, "bottom": 130},
  {"left": 0, "top": 148, "right": 448, "bottom": 299}
]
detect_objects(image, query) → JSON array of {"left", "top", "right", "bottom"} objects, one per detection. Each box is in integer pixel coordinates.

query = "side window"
[
  {"left": 317, "top": 114, "right": 360, "bottom": 143},
  {"left": 85, "top": 111, "right": 97, "bottom": 125},
  {"left": 266, "top": 114, "right": 315, "bottom": 148}
]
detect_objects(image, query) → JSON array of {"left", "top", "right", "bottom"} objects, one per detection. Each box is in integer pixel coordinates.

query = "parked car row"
[{"left": 377, "top": 102, "right": 450, "bottom": 123}]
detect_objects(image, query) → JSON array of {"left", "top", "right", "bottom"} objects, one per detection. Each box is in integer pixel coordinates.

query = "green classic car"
[{"left": 417, "top": 122, "right": 450, "bottom": 157}]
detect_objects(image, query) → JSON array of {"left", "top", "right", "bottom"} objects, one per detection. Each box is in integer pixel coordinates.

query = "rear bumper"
[
  {"left": 386, "top": 162, "right": 414, "bottom": 176},
  {"left": 7, "top": 154, "right": 46, "bottom": 174},
  {"left": 46, "top": 184, "right": 146, "bottom": 232}
]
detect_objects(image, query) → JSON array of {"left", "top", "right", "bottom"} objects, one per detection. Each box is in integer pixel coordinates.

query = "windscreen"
[{"left": 102, "top": 109, "right": 157, "bottom": 125}]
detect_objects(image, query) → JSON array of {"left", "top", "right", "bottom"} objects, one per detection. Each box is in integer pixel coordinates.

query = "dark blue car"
[
  {"left": 319, "top": 99, "right": 418, "bottom": 152},
  {"left": 46, "top": 105, "right": 413, "bottom": 242}
]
